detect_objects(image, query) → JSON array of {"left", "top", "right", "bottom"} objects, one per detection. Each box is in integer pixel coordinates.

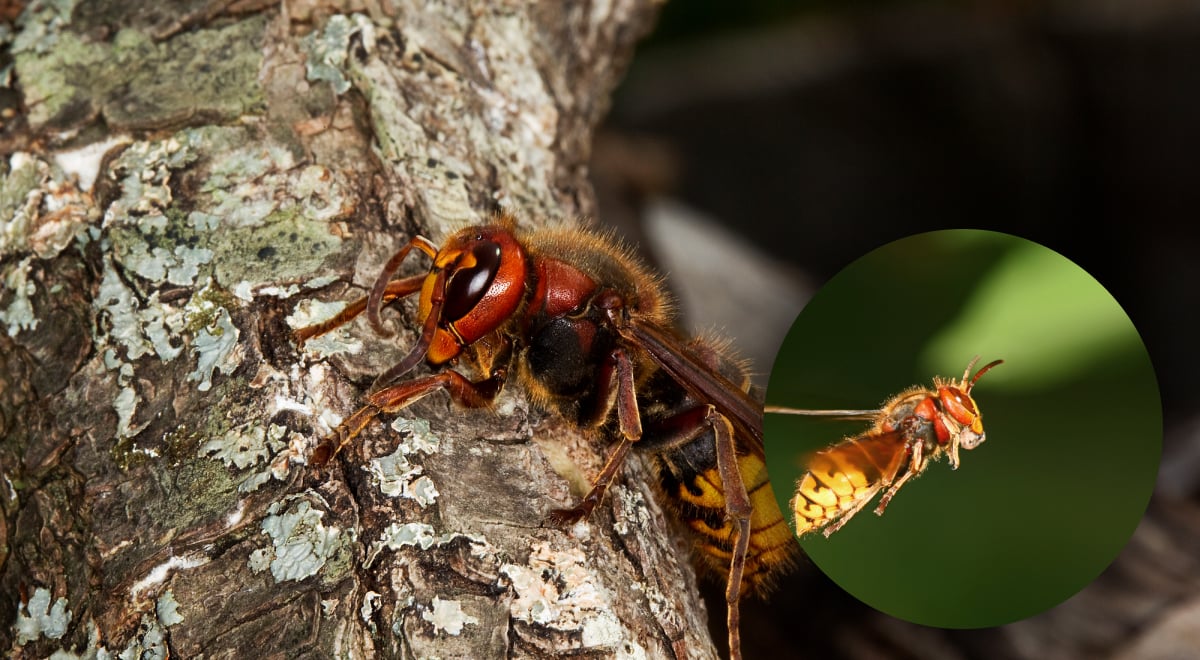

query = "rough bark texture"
[{"left": 0, "top": 2, "right": 728, "bottom": 658}]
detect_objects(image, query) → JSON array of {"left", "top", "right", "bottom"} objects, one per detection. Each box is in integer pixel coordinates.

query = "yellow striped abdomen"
[
  {"left": 659, "top": 449, "right": 798, "bottom": 595},
  {"left": 791, "top": 433, "right": 907, "bottom": 536}
]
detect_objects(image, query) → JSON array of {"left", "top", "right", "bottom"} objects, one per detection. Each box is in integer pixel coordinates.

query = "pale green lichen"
[
  {"left": 140, "top": 293, "right": 184, "bottom": 361},
  {"left": 407, "top": 476, "right": 439, "bottom": 507},
  {"left": 199, "top": 422, "right": 287, "bottom": 471},
  {"left": 113, "top": 385, "right": 141, "bottom": 440},
  {"left": 378, "top": 522, "right": 437, "bottom": 552},
  {"left": 361, "top": 417, "right": 444, "bottom": 504},
  {"left": 237, "top": 470, "right": 273, "bottom": 494},
  {"left": 95, "top": 258, "right": 244, "bottom": 438},
  {"left": 45, "top": 619, "right": 109, "bottom": 660},
  {"left": 365, "top": 445, "right": 439, "bottom": 507},
  {"left": 187, "top": 306, "right": 240, "bottom": 392},
  {"left": 181, "top": 280, "right": 235, "bottom": 333},
  {"left": 134, "top": 211, "right": 167, "bottom": 234},
  {"left": 106, "top": 130, "right": 346, "bottom": 294},
  {"left": 11, "top": 0, "right": 77, "bottom": 55},
  {"left": 246, "top": 548, "right": 272, "bottom": 574},
  {"left": 252, "top": 498, "right": 348, "bottom": 583},
  {"left": 109, "top": 208, "right": 215, "bottom": 288},
  {"left": 198, "top": 422, "right": 289, "bottom": 493},
  {"left": 115, "top": 612, "right": 167, "bottom": 660},
  {"left": 14, "top": 587, "right": 71, "bottom": 645},
  {"left": 115, "top": 232, "right": 214, "bottom": 287},
  {"left": 187, "top": 210, "right": 220, "bottom": 232},
  {"left": 200, "top": 144, "right": 297, "bottom": 227},
  {"left": 0, "top": 256, "right": 38, "bottom": 337},
  {"left": 367, "top": 523, "right": 490, "bottom": 568},
  {"left": 422, "top": 597, "right": 479, "bottom": 636},
  {"left": 94, "top": 129, "right": 254, "bottom": 442},
  {"left": 95, "top": 260, "right": 154, "bottom": 361},
  {"left": 203, "top": 139, "right": 294, "bottom": 193},
  {"left": 155, "top": 591, "right": 183, "bottom": 627},
  {"left": 8, "top": 0, "right": 80, "bottom": 128},
  {"left": 301, "top": 14, "right": 371, "bottom": 95},
  {"left": 230, "top": 280, "right": 256, "bottom": 302},
  {"left": 104, "top": 134, "right": 197, "bottom": 223},
  {"left": 106, "top": 139, "right": 182, "bottom": 217},
  {"left": 0, "top": 145, "right": 96, "bottom": 263},
  {"left": 96, "top": 254, "right": 242, "bottom": 436},
  {"left": 361, "top": 590, "right": 382, "bottom": 623},
  {"left": 394, "top": 417, "right": 441, "bottom": 454},
  {"left": 103, "top": 125, "right": 287, "bottom": 241},
  {"left": 366, "top": 447, "right": 422, "bottom": 498},
  {"left": 0, "top": 153, "right": 48, "bottom": 257}
]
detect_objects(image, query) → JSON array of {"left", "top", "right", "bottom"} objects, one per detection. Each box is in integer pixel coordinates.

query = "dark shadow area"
[{"left": 594, "top": 2, "right": 1200, "bottom": 657}]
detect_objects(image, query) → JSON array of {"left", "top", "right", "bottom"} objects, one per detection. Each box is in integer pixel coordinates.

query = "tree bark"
[{"left": 0, "top": 2, "right": 723, "bottom": 658}]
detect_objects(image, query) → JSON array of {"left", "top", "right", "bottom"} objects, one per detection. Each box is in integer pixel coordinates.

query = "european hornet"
[
  {"left": 293, "top": 214, "right": 796, "bottom": 659},
  {"left": 766, "top": 357, "right": 1002, "bottom": 538}
]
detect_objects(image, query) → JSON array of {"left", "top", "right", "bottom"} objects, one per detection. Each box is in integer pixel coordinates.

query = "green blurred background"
[{"left": 764, "top": 230, "right": 1160, "bottom": 627}]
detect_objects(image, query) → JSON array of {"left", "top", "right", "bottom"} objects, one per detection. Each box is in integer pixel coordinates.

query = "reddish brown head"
[
  {"left": 938, "top": 357, "right": 1003, "bottom": 460},
  {"left": 419, "top": 223, "right": 529, "bottom": 365}
]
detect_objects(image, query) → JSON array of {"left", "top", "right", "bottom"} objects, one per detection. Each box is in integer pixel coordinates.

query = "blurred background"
[{"left": 590, "top": 1, "right": 1200, "bottom": 657}]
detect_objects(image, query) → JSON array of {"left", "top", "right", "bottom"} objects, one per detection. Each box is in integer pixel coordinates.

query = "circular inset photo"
[{"left": 764, "top": 229, "right": 1160, "bottom": 628}]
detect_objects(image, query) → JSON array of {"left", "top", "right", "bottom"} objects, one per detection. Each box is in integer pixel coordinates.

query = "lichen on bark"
[{"left": 1, "top": 2, "right": 718, "bottom": 658}]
